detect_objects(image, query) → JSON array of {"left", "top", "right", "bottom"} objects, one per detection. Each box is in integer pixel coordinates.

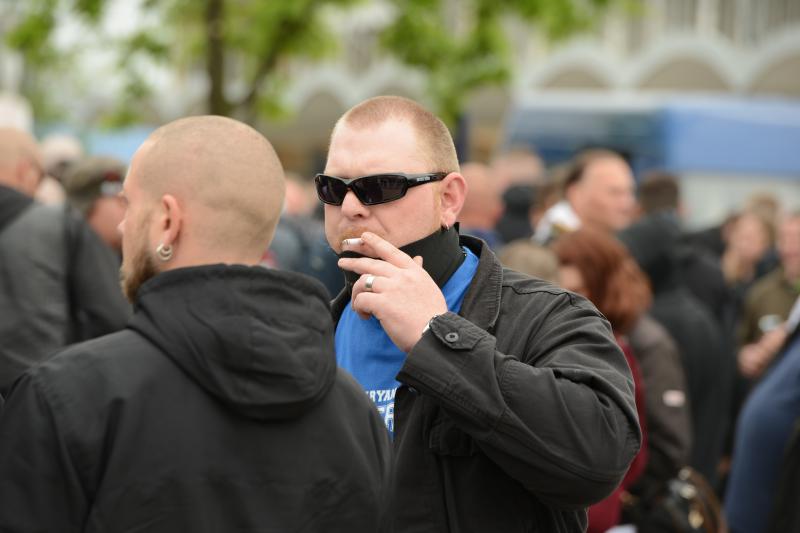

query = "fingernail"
[{"left": 342, "top": 238, "right": 363, "bottom": 247}]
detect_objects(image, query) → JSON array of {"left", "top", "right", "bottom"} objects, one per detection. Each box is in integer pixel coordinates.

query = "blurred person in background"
[
  {"left": 62, "top": 156, "right": 127, "bottom": 255},
  {"left": 719, "top": 208, "right": 777, "bottom": 471},
  {"left": 530, "top": 166, "right": 693, "bottom": 502},
  {"left": 0, "top": 116, "right": 391, "bottom": 532},
  {"left": 323, "top": 95, "right": 640, "bottom": 532},
  {"left": 35, "top": 133, "right": 84, "bottom": 205},
  {"left": 497, "top": 239, "right": 559, "bottom": 283},
  {"left": 0, "top": 128, "right": 128, "bottom": 398},
  {"left": 457, "top": 162, "right": 504, "bottom": 249},
  {"left": 529, "top": 166, "right": 568, "bottom": 238},
  {"left": 745, "top": 193, "right": 781, "bottom": 269},
  {"left": 614, "top": 175, "right": 697, "bottom": 522},
  {"left": 551, "top": 228, "right": 649, "bottom": 533},
  {"left": 683, "top": 193, "right": 780, "bottom": 266},
  {"left": 737, "top": 211, "right": 800, "bottom": 380},
  {"left": 41, "top": 133, "right": 84, "bottom": 183},
  {"left": 532, "top": 163, "right": 578, "bottom": 243},
  {"left": 264, "top": 173, "right": 316, "bottom": 269},
  {"left": 283, "top": 172, "right": 318, "bottom": 217},
  {"left": 764, "top": 416, "right": 800, "bottom": 533},
  {"left": 624, "top": 306, "right": 693, "bottom": 520},
  {"left": 721, "top": 209, "right": 774, "bottom": 292},
  {"left": 554, "top": 227, "right": 694, "bottom": 530},
  {"left": 725, "top": 296, "right": 800, "bottom": 533},
  {"left": 717, "top": 200, "right": 780, "bottom": 364},
  {"left": 620, "top": 211, "right": 733, "bottom": 488},
  {"left": 497, "top": 183, "right": 537, "bottom": 242},
  {"left": 490, "top": 146, "right": 544, "bottom": 191},
  {"left": 534, "top": 149, "right": 635, "bottom": 243},
  {"left": 491, "top": 147, "right": 544, "bottom": 242},
  {"left": 636, "top": 171, "right": 731, "bottom": 332},
  {"left": 267, "top": 172, "right": 343, "bottom": 298}
]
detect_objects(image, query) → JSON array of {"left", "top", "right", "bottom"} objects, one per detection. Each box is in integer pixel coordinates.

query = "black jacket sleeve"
[
  {"left": 0, "top": 371, "right": 88, "bottom": 531},
  {"left": 67, "top": 210, "right": 130, "bottom": 340},
  {"left": 397, "top": 293, "right": 642, "bottom": 509}
]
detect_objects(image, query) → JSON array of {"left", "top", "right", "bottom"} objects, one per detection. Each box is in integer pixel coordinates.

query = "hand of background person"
[
  {"left": 738, "top": 325, "right": 788, "bottom": 378},
  {"left": 339, "top": 232, "right": 448, "bottom": 353}
]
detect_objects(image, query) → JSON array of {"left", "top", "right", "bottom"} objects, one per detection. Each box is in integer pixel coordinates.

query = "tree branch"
[
  {"left": 235, "top": 14, "right": 306, "bottom": 121},
  {"left": 206, "top": 0, "right": 229, "bottom": 115}
]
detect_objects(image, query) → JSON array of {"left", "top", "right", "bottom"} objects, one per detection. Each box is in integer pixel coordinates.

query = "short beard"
[{"left": 120, "top": 244, "right": 160, "bottom": 304}]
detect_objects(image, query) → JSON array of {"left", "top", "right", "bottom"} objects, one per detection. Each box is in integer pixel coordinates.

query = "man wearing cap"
[
  {"left": 319, "top": 96, "right": 641, "bottom": 532},
  {"left": 63, "top": 156, "right": 127, "bottom": 254},
  {"left": 0, "top": 128, "right": 129, "bottom": 397}
]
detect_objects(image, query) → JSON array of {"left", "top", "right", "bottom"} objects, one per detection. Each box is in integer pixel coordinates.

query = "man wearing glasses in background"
[{"left": 317, "top": 95, "right": 642, "bottom": 532}]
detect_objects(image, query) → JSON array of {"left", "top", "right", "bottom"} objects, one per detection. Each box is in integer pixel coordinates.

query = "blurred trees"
[
  {"left": 2, "top": 0, "right": 359, "bottom": 125},
  {"left": 383, "top": 0, "right": 615, "bottom": 125},
  {"left": 2, "top": 0, "right": 619, "bottom": 127}
]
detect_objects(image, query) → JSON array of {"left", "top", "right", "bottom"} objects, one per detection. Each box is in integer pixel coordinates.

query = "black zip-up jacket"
[
  {"left": 0, "top": 265, "right": 392, "bottom": 532},
  {"left": 332, "top": 236, "right": 641, "bottom": 532}
]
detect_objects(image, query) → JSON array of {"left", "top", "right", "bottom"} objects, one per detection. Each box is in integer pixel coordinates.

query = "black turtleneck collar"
[{"left": 338, "top": 225, "right": 466, "bottom": 289}]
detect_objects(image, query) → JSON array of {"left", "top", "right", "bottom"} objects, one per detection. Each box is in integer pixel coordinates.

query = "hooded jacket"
[
  {"left": 0, "top": 265, "right": 391, "bottom": 532},
  {"left": 619, "top": 213, "right": 733, "bottom": 487}
]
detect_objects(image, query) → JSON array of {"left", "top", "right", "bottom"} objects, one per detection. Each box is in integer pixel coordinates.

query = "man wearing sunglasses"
[{"left": 320, "top": 96, "right": 642, "bottom": 532}]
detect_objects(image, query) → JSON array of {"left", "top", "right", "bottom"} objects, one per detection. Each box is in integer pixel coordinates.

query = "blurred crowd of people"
[
  {"left": 266, "top": 144, "right": 799, "bottom": 532},
  {"left": 0, "top": 105, "right": 797, "bottom": 532}
]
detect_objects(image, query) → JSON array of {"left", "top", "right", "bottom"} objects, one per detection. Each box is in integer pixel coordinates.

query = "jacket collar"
[
  {"left": 0, "top": 184, "right": 33, "bottom": 233},
  {"left": 458, "top": 235, "right": 503, "bottom": 332},
  {"left": 331, "top": 235, "right": 504, "bottom": 331}
]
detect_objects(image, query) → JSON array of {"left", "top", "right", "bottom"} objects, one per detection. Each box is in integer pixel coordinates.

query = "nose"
[{"left": 340, "top": 190, "right": 369, "bottom": 219}]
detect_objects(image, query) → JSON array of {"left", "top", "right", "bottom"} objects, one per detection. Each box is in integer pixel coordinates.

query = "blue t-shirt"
[
  {"left": 724, "top": 334, "right": 800, "bottom": 533},
  {"left": 335, "top": 247, "right": 479, "bottom": 436}
]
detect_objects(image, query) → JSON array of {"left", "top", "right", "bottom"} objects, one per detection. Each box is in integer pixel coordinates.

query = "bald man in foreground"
[{"left": 0, "top": 116, "right": 391, "bottom": 532}]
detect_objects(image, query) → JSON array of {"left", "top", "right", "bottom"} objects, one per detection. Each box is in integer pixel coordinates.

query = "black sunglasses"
[{"left": 315, "top": 172, "right": 448, "bottom": 206}]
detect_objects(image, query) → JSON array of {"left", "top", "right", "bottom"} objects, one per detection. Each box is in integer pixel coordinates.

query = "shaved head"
[
  {"left": 332, "top": 96, "right": 459, "bottom": 174},
  {"left": 0, "top": 128, "right": 44, "bottom": 196},
  {"left": 133, "top": 115, "right": 285, "bottom": 256}
]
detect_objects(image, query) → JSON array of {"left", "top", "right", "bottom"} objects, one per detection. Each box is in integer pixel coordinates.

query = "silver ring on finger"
[{"left": 365, "top": 274, "right": 376, "bottom": 292}]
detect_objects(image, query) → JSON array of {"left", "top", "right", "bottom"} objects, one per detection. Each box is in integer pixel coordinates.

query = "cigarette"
[{"left": 342, "top": 238, "right": 363, "bottom": 247}]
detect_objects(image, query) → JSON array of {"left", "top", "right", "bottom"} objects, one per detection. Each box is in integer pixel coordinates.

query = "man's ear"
[
  {"left": 440, "top": 172, "right": 467, "bottom": 228},
  {"left": 157, "top": 194, "right": 182, "bottom": 248}
]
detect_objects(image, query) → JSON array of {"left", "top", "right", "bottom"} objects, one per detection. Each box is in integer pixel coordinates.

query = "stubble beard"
[{"left": 120, "top": 241, "right": 160, "bottom": 304}]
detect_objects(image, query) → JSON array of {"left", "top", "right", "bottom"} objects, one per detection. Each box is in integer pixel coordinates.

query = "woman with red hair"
[{"left": 553, "top": 228, "right": 651, "bottom": 533}]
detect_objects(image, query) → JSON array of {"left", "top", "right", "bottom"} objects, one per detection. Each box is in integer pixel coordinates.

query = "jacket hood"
[
  {"left": 618, "top": 212, "right": 681, "bottom": 290},
  {"left": 128, "top": 264, "right": 337, "bottom": 421}
]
